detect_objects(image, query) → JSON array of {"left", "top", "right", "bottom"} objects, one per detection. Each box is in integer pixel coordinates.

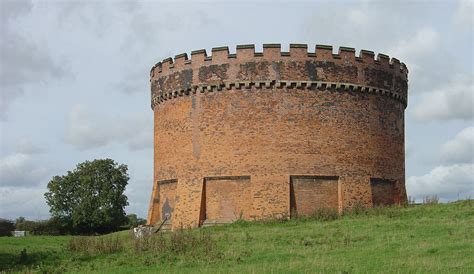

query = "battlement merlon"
[
  {"left": 150, "top": 44, "right": 408, "bottom": 79},
  {"left": 150, "top": 44, "right": 409, "bottom": 109}
]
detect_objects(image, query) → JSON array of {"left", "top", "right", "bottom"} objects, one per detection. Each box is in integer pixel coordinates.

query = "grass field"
[{"left": 1, "top": 200, "right": 473, "bottom": 273}]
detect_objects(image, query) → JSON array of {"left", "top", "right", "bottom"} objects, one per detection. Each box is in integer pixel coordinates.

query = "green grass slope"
[{"left": 1, "top": 201, "right": 473, "bottom": 273}]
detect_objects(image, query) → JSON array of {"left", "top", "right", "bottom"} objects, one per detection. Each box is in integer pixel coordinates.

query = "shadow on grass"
[{"left": 0, "top": 249, "right": 62, "bottom": 272}]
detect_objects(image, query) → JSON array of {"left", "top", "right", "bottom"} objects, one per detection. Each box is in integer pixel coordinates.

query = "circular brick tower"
[{"left": 147, "top": 44, "right": 408, "bottom": 229}]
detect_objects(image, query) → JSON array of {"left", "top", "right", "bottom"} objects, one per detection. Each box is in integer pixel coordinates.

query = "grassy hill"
[{"left": 1, "top": 200, "right": 473, "bottom": 273}]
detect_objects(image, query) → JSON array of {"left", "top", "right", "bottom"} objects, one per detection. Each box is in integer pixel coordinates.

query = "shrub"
[
  {"left": 423, "top": 195, "right": 439, "bottom": 205},
  {"left": 368, "top": 206, "right": 402, "bottom": 218},
  {"left": 343, "top": 201, "right": 367, "bottom": 216},
  {"left": 124, "top": 214, "right": 146, "bottom": 229},
  {"left": 19, "top": 249, "right": 28, "bottom": 264},
  {"left": 12, "top": 217, "right": 71, "bottom": 236},
  {"left": 132, "top": 229, "right": 220, "bottom": 262},
  {"left": 30, "top": 218, "right": 68, "bottom": 236},
  {"left": 68, "top": 229, "right": 219, "bottom": 259},
  {"left": 68, "top": 236, "right": 123, "bottom": 255},
  {"left": 15, "top": 219, "right": 37, "bottom": 232},
  {"left": 0, "top": 219, "right": 15, "bottom": 237},
  {"left": 308, "top": 207, "right": 340, "bottom": 221},
  {"left": 132, "top": 231, "right": 167, "bottom": 252}
]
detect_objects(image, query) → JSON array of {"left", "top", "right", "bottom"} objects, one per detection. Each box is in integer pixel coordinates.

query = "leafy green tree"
[
  {"left": 15, "top": 216, "right": 37, "bottom": 231},
  {"left": 44, "top": 159, "right": 129, "bottom": 234},
  {"left": 15, "top": 216, "right": 25, "bottom": 224},
  {"left": 126, "top": 214, "right": 146, "bottom": 228},
  {"left": 0, "top": 219, "right": 15, "bottom": 236}
]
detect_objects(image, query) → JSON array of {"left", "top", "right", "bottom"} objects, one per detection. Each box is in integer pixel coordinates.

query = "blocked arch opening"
[
  {"left": 370, "top": 178, "right": 398, "bottom": 206},
  {"left": 290, "top": 175, "right": 339, "bottom": 218},
  {"left": 200, "top": 176, "right": 251, "bottom": 226},
  {"left": 157, "top": 179, "right": 177, "bottom": 223}
]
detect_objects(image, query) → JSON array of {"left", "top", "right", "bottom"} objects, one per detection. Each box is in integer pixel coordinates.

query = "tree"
[
  {"left": 44, "top": 159, "right": 129, "bottom": 234},
  {"left": 15, "top": 216, "right": 36, "bottom": 231},
  {"left": 126, "top": 214, "right": 146, "bottom": 228},
  {"left": 15, "top": 216, "right": 25, "bottom": 225},
  {"left": 0, "top": 219, "right": 15, "bottom": 237}
]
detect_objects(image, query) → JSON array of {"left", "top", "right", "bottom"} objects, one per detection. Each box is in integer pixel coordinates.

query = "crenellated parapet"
[
  {"left": 150, "top": 44, "right": 409, "bottom": 110},
  {"left": 148, "top": 43, "right": 409, "bottom": 229}
]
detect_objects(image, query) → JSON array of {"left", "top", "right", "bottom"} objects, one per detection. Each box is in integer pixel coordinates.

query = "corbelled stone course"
[{"left": 147, "top": 44, "right": 408, "bottom": 230}]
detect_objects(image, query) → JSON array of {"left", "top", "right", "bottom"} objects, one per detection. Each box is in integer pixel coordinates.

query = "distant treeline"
[{"left": 0, "top": 214, "right": 146, "bottom": 236}]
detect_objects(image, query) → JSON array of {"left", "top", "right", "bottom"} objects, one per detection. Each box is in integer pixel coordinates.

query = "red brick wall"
[
  {"left": 203, "top": 176, "right": 251, "bottom": 222},
  {"left": 370, "top": 178, "right": 397, "bottom": 206},
  {"left": 290, "top": 176, "right": 339, "bottom": 217},
  {"left": 159, "top": 180, "right": 177, "bottom": 220},
  {"left": 148, "top": 179, "right": 177, "bottom": 224},
  {"left": 147, "top": 44, "right": 408, "bottom": 229}
]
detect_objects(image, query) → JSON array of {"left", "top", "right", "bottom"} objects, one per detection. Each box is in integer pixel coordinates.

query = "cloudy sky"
[{"left": 1, "top": 0, "right": 473, "bottom": 220}]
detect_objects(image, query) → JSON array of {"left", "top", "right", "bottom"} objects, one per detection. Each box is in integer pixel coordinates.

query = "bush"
[
  {"left": 68, "top": 236, "right": 123, "bottom": 255},
  {"left": 12, "top": 217, "right": 70, "bottom": 236},
  {"left": 0, "top": 219, "right": 15, "bottom": 237},
  {"left": 343, "top": 201, "right": 368, "bottom": 216},
  {"left": 367, "top": 206, "right": 402, "bottom": 218},
  {"left": 15, "top": 219, "right": 37, "bottom": 232},
  {"left": 290, "top": 208, "right": 340, "bottom": 222},
  {"left": 423, "top": 195, "right": 439, "bottom": 205},
  {"left": 132, "top": 229, "right": 221, "bottom": 262},
  {"left": 132, "top": 231, "right": 167, "bottom": 253},
  {"left": 309, "top": 207, "right": 340, "bottom": 221},
  {"left": 67, "top": 229, "right": 221, "bottom": 263},
  {"left": 19, "top": 248, "right": 28, "bottom": 264},
  {"left": 342, "top": 202, "right": 404, "bottom": 218},
  {"left": 30, "top": 220, "right": 60, "bottom": 236},
  {"left": 124, "top": 214, "right": 146, "bottom": 229}
]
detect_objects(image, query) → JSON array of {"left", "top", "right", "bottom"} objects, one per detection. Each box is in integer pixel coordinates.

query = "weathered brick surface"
[
  {"left": 204, "top": 176, "right": 252, "bottom": 222},
  {"left": 147, "top": 44, "right": 408, "bottom": 229},
  {"left": 290, "top": 176, "right": 339, "bottom": 217},
  {"left": 158, "top": 180, "right": 177, "bottom": 221},
  {"left": 370, "top": 178, "right": 397, "bottom": 206}
]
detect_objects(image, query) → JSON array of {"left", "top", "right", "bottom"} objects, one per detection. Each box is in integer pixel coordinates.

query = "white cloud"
[
  {"left": 0, "top": 153, "right": 49, "bottom": 187},
  {"left": 388, "top": 27, "right": 447, "bottom": 95},
  {"left": 0, "top": 177, "right": 151, "bottom": 220},
  {"left": 347, "top": 9, "right": 370, "bottom": 27},
  {"left": 390, "top": 28, "right": 440, "bottom": 60},
  {"left": 0, "top": 186, "right": 50, "bottom": 220},
  {"left": 65, "top": 104, "right": 152, "bottom": 151},
  {"left": 15, "top": 137, "right": 43, "bottom": 154},
  {"left": 114, "top": 69, "right": 147, "bottom": 94},
  {"left": 441, "top": 127, "right": 474, "bottom": 164},
  {"left": 412, "top": 75, "right": 474, "bottom": 121},
  {"left": 407, "top": 163, "right": 474, "bottom": 201},
  {"left": 0, "top": 0, "right": 66, "bottom": 119},
  {"left": 453, "top": 0, "right": 474, "bottom": 26},
  {"left": 124, "top": 177, "right": 153, "bottom": 218},
  {"left": 303, "top": 3, "right": 459, "bottom": 97}
]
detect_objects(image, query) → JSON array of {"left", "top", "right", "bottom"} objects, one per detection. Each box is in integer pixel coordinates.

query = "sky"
[{"left": 0, "top": 0, "right": 473, "bottom": 220}]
